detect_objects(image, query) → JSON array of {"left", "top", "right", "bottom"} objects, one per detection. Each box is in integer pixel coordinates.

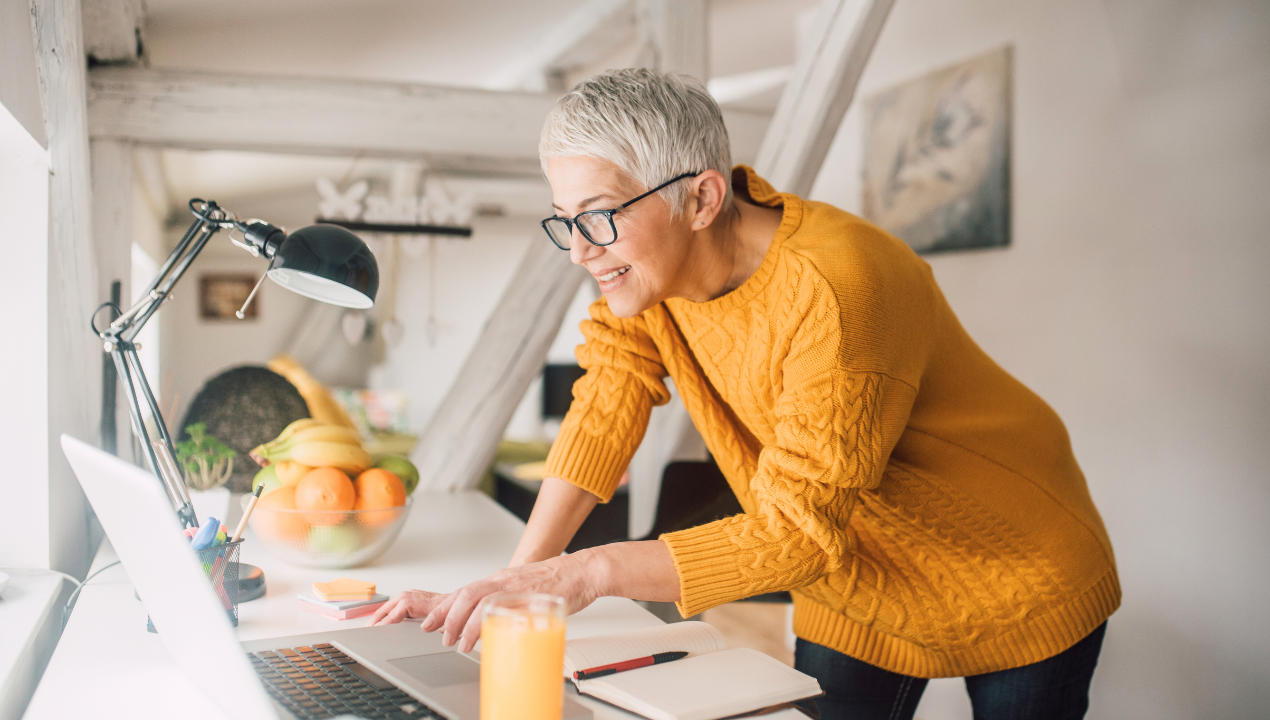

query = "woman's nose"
[{"left": 569, "top": 231, "right": 600, "bottom": 265}]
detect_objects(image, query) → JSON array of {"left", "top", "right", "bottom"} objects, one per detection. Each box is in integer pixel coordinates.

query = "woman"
[{"left": 371, "top": 68, "right": 1119, "bottom": 719}]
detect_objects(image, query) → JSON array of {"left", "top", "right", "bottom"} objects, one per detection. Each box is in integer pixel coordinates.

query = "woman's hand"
[
  {"left": 423, "top": 552, "right": 607, "bottom": 653},
  {"left": 368, "top": 589, "right": 449, "bottom": 626}
]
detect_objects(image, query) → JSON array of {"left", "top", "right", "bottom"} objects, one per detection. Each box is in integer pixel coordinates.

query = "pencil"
[{"left": 231, "top": 485, "right": 264, "bottom": 542}]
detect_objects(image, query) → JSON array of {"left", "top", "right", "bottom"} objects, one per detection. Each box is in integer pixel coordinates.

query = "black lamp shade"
[{"left": 266, "top": 224, "right": 378, "bottom": 309}]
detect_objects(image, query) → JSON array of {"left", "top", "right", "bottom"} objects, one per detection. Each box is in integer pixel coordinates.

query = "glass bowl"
[{"left": 246, "top": 495, "right": 413, "bottom": 569}]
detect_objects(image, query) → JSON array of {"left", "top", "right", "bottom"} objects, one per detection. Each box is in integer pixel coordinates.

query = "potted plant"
[{"left": 176, "top": 423, "right": 238, "bottom": 521}]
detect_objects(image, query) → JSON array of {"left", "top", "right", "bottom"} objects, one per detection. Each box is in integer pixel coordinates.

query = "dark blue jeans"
[{"left": 794, "top": 623, "right": 1107, "bottom": 720}]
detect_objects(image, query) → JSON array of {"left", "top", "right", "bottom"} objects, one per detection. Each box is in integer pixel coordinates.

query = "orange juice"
[{"left": 480, "top": 593, "right": 566, "bottom": 720}]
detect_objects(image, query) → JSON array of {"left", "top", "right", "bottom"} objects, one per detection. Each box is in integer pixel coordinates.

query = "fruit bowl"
[{"left": 246, "top": 495, "right": 413, "bottom": 569}]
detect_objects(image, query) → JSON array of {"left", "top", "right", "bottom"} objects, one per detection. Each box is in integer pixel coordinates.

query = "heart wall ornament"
[
  {"left": 341, "top": 311, "right": 368, "bottom": 345},
  {"left": 382, "top": 319, "right": 405, "bottom": 348}
]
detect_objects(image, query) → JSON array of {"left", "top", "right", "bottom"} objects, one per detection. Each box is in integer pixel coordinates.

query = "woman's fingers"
[
  {"left": 368, "top": 595, "right": 404, "bottom": 626},
  {"left": 422, "top": 592, "right": 459, "bottom": 633},
  {"left": 441, "top": 586, "right": 485, "bottom": 647},
  {"left": 419, "top": 557, "right": 599, "bottom": 648},
  {"left": 382, "top": 599, "right": 416, "bottom": 624},
  {"left": 369, "top": 590, "right": 446, "bottom": 626},
  {"left": 457, "top": 601, "right": 486, "bottom": 653}
]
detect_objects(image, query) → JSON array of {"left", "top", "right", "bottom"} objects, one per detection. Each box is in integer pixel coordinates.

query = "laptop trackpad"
[{"left": 389, "top": 652, "right": 481, "bottom": 689}]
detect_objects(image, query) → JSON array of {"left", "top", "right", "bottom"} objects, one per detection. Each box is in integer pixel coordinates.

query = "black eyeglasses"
[{"left": 541, "top": 172, "right": 701, "bottom": 250}]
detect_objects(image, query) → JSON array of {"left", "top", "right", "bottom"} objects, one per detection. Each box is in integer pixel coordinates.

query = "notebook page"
[
  {"left": 564, "top": 621, "right": 727, "bottom": 676},
  {"left": 580, "top": 648, "right": 820, "bottom": 720}
]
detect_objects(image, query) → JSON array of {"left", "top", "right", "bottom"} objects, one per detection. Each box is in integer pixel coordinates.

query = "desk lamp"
[{"left": 93, "top": 198, "right": 378, "bottom": 542}]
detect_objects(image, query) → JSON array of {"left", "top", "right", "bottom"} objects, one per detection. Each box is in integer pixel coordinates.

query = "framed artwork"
[
  {"left": 862, "top": 46, "right": 1012, "bottom": 254},
  {"left": 199, "top": 274, "right": 258, "bottom": 320}
]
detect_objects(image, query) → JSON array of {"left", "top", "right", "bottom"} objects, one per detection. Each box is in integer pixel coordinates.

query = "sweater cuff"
[
  {"left": 660, "top": 521, "right": 748, "bottom": 617},
  {"left": 543, "top": 427, "right": 628, "bottom": 503}
]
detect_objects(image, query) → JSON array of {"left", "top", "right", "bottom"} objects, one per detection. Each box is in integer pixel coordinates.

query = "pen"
[
  {"left": 231, "top": 485, "right": 265, "bottom": 543},
  {"left": 574, "top": 651, "right": 689, "bottom": 680}
]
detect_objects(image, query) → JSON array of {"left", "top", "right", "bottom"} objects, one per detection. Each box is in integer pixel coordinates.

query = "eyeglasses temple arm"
[{"left": 619, "top": 172, "right": 701, "bottom": 208}]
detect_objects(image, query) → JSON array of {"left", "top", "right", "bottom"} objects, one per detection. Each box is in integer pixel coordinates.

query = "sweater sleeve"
[
  {"left": 543, "top": 298, "right": 672, "bottom": 502},
  {"left": 659, "top": 294, "right": 916, "bottom": 617}
]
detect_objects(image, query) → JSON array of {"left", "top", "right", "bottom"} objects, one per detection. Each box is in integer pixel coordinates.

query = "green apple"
[
  {"left": 375, "top": 455, "right": 419, "bottom": 495},
  {"left": 252, "top": 465, "right": 282, "bottom": 497},
  {"left": 308, "top": 523, "right": 361, "bottom": 557}
]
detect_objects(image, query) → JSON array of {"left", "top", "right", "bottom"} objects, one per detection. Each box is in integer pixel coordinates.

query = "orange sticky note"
[{"left": 312, "top": 578, "right": 376, "bottom": 602}]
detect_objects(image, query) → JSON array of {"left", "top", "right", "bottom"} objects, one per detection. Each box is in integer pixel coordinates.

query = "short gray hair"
[{"left": 539, "top": 68, "right": 733, "bottom": 217}]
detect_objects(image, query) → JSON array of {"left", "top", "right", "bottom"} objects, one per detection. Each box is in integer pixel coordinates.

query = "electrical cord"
[
  {"left": 89, "top": 301, "right": 122, "bottom": 335},
  {"left": 61, "top": 561, "right": 122, "bottom": 630}
]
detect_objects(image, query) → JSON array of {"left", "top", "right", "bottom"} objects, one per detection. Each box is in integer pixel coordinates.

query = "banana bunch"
[
  {"left": 250, "top": 419, "right": 370, "bottom": 477},
  {"left": 267, "top": 355, "right": 358, "bottom": 429}
]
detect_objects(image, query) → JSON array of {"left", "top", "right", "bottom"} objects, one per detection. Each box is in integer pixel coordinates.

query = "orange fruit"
[
  {"left": 254, "top": 486, "right": 308, "bottom": 541},
  {"left": 353, "top": 468, "right": 406, "bottom": 526},
  {"left": 294, "top": 467, "right": 356, "bottom": 525}
]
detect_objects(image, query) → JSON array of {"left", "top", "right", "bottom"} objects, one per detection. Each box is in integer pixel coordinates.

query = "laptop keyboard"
[{"left": 249, "top": 643, "right": 444, "bottom": 719}]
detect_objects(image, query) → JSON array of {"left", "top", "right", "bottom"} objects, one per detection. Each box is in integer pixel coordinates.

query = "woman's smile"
[{"left": 593, "top": 264, "right": 632, "bottom": 292}]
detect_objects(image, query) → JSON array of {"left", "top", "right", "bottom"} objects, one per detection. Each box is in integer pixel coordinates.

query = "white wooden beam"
[
  {"left": 131, "top": 145, "right": 171, "bottom": 227},
  {"left": 89, "top": 138, "right": 135, "bottom": 465},
  {"left": 31, "top": 0, "right": 103, "bottom": 577},
  {"left": 411, "top": 241, "right": 588, "bottom": 493},
  {"left": 90, "top": 139, "right": 131, "bottom": 300},
  {"left": 86, "top": 67, "right": 561, "bottom": 176},
  {"left": 708, "top": 65, "right": 793, "bottom": 107},
  {"left": 80, "top": 0, "right": 143, "bottom": 65},
  {"left": 634, "top": 0, "right": 710, "bottom": 80},
  {"left": 484, "top": 0, "right": 636, "bottom": 92},
  {"left": 754, "top": 0, "right": 895, "bottom": 195}
]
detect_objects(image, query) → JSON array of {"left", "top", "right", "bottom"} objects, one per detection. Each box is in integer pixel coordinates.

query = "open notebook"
[{"left": 564, "top": 622, "right": 820, "bottom": 720}]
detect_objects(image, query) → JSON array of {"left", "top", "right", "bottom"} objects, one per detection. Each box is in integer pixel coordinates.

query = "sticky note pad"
[{"left": 312, "top": 578, "right": 376, "bottom": 602}]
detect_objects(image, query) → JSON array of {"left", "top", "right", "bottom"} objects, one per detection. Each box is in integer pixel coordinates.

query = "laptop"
[{"left": 62, "top": 434, "right": 592, "bottom": 720}]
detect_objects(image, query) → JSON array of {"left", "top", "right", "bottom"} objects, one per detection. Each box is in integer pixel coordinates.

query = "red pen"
[{"left": 574, "top": 651, "right": 689, "bottom": 680}]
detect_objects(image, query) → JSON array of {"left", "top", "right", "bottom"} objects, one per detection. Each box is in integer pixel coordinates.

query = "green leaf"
[{"left": 176, "top": 423, "right": 237, "bottom": 475}]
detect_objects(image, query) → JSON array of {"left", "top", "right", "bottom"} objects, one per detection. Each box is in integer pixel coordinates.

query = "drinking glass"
[{"left": 480, "top": 592, "right": 567, "bottom": 720}]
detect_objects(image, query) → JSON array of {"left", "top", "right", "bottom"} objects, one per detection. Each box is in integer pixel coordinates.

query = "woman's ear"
[{"left": 688, "top": 170, "right": 729, "bottom": 230}]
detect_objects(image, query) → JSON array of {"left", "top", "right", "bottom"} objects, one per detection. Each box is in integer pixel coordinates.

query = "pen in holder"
[
  {"left": 146, "top": 539, "right": 243, "bottom": 633},
  {"left": 151, "top": 440, "right": 199, "bottom": 530}
]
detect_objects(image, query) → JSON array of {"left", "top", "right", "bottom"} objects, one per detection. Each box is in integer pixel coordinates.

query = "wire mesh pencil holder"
[
  {"left": 145, "top": 539, "right": 243, "bottom": 633},
  {"left": 202, "top": 539, "right": 243, "bottom": 626}
]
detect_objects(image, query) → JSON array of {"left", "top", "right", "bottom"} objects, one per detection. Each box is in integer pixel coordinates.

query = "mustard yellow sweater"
[{"left": 544, "top": 166, "right": 1119, "bottom": 678}]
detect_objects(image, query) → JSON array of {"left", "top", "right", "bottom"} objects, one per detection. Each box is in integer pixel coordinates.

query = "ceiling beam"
[
  {"left": 484, "top": 0, "right": 636, "bottom": 92},
  {"left": 634, "top": 0, "right": 710, "bottom": 80},
  {"left": 86, "top": 67, "right": 562, "bottom": 176},
  {"left": 754, "top": 0, "right": 895, "bottom": 195},
  {"left": 81, "top": 0, "right": 144, "bottom": 65}
]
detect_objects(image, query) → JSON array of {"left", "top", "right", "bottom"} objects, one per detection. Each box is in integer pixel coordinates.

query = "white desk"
[{"left": 25, "top": 491, "right": 664, "bottom": 720}]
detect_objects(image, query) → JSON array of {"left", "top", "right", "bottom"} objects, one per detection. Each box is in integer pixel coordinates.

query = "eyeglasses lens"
[
  {"left": 544, "top": 218, "right": 574, "bottom": 249},
  {"left": 577, "top": 213, "right": 615, "bottom": 246}
]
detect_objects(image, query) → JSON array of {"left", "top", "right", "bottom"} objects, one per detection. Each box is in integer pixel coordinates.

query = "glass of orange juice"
[{"left": 480, "top": 592, "right": 567, "bottom": 720}]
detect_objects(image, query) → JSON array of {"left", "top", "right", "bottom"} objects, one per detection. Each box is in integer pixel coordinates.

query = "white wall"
[
  {"left": 808, "top": 0, "right": 1270, "bottom": 717},
  {"left": 0, "top": 101, "right": 51, "bottom": 569},
  {"left": 379, "top": 216, "right": 566, "bottom": 432},
  {"left": 0, "top": 0, "right": 46, "bottom": 147}
]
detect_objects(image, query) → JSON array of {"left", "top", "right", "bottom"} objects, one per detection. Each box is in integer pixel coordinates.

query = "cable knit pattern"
[{"left": 544, "top": 166, "right": 1120, "bottom": 678}]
